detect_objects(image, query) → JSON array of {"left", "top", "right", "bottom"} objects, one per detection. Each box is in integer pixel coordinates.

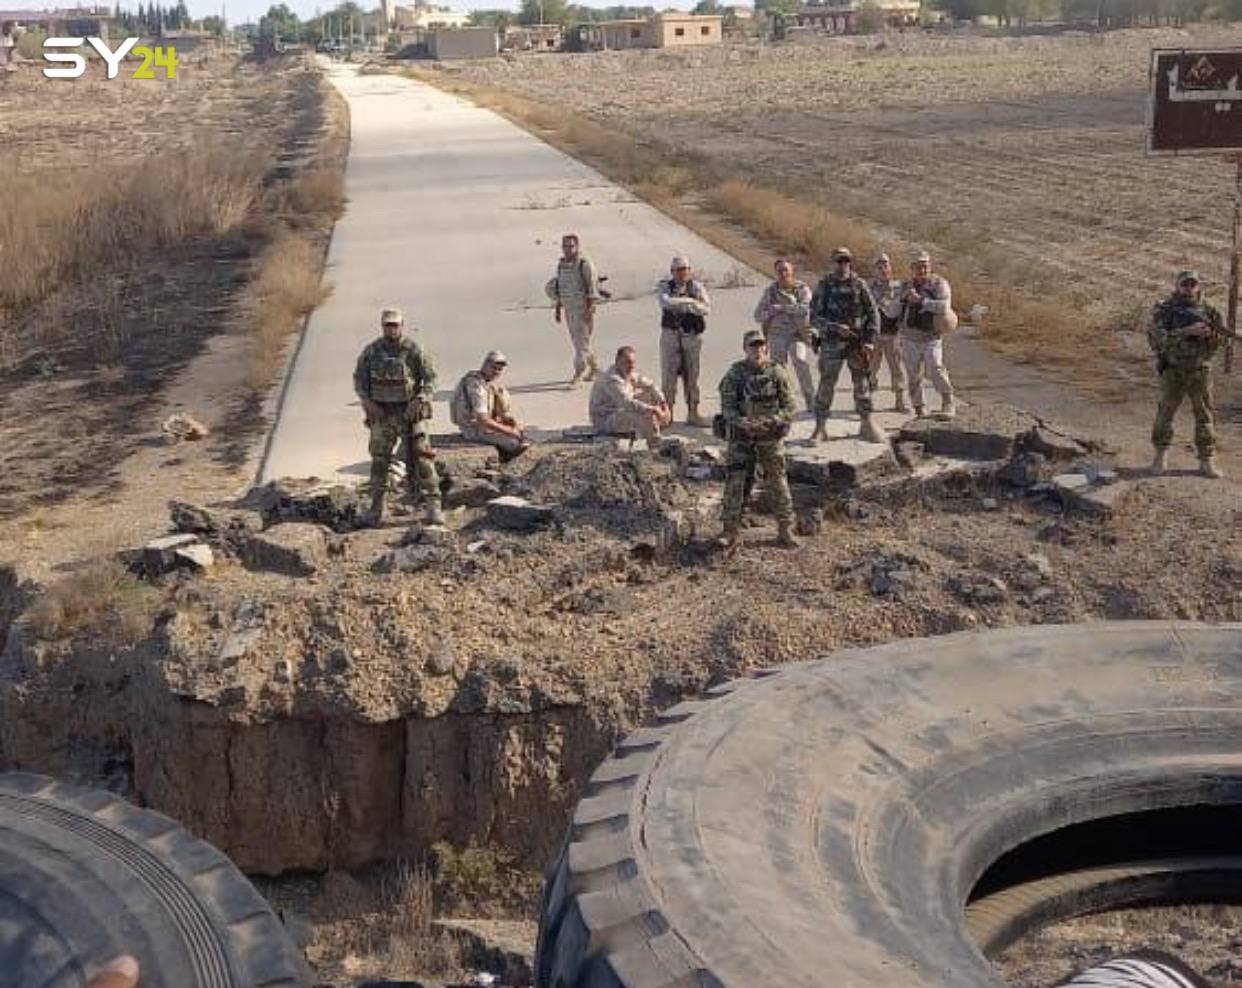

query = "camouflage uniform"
[
  {"left": 753, "top": 279, "right": 816, "bottom": 409},
  {"left": 1148, "top": 292, "right": 1224, "bottom": 458},
  {"left": 353, "top": 336, "right": 440, "bottom": 509},
  {"left": 659, "top": 276, "right": 711, "bottom": 420},
  {"left": 868, "top": 275, "right": 907, "bottom": 409},
  {"left": 899, "top": 274, "right": 955, "bottom": 412},
  {"left": 450, "top": 370, "right": 524, "bottom": 455},
  {"left": 718, "top": 357, "right": 796, "bottom": 531},
  {"left": 810, "top": 271, "right": 878, "bottom": 419},
  {"left": 545, "top": 255, "right": 601, "bottom": 382}
]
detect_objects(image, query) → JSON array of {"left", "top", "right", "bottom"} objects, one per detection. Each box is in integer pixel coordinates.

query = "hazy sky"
[{"left": 21, "top": 0, "right": 695, "bottom": 27}]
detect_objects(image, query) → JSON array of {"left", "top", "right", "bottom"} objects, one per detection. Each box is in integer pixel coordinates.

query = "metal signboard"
[{"left": 1148, "top": 47, "right": 1242, "bottom": 155}]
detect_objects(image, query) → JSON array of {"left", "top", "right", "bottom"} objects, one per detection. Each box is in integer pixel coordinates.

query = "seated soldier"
[
  {"left": 449, "top": 350, "right": 531, "bottom": 462},
  {"left": 589, "top": 345, "right": 672, "bottom": 448}
]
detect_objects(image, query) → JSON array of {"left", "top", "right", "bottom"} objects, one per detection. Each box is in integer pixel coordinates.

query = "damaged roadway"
[{"left": 2, "top": 400, "right": 1240, "bottom": 878}]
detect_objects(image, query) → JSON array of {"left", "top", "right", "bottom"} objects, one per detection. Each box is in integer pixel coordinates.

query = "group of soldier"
[{"left": 351, "top": 233, "right": 1229, "bottom": 542}]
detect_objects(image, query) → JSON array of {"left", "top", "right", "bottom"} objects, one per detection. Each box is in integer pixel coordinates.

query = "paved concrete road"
[{"left": 259, "top": 64, "right": 908, "bottom": 484}]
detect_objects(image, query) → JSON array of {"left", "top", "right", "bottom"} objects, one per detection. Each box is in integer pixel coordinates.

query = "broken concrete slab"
[
  {"left": 1057, "top": 478, "right": 1137, "bottom": 517},
  {"left": 1052, "top": 473, "right": 1090, "bottom": 493},
  {"left": 125, "top": 533, "right": 213, "bottom": 577},
  {"left": 372, "top": 543, "right": 452, "bottom": 574},
  {"left": 1015, "top": 425, "right": 1091, "bottom": 462},
  {"left": 244, "top": 523, "right": 329, "bottom": 577},
  {"left": 445, "top": 478, "right": 502, "bottom": 510},
  {"left": 998, "top": 451, "right": 1049, "bottom": 488},
  {"left": 486, "top": 495, "right": 555, "bottom": 531},
  {"left": 174, "top": 543, "right": 215, "bottom": 571},
  {"left": 786, "top": 443, "right": 900, "bottom": 488}
]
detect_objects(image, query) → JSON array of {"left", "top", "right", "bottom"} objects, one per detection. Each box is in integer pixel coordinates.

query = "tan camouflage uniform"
[
  {"left": 589, "top": 366, "right": 666, "bottom": 440},
  {"left": 753, "top": 279, "right": 816, "bottom": 410},
  {"left": 450, "top": 370, "right": 524, "bottom": 455},
  {"left": 659, "top": 277, "right": 711, "bottom": 419},
  {"left": 546, "top": 255, "right": 601, "bottom": 382},
  {"left": 868, "top": 275, "right": 908, "bottom": 411},
  {"left": 899, "top": 274, "right": 954, "bottom": 413}
]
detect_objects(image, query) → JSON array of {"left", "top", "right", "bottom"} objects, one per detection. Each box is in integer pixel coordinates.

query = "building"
[
  {"left": 0, "top": 6, "right": 113, "bottom": 39},
  {"left": 588, "top": 12, "right": 722, "bottom": 50},
  {"left": 427, "top": 25, "right": 497, "bottom": 58},
  {"left": 503, "top": 22, "right": 562, "bottom": 51},
  {"left": 393, "top": 2, "right": 470, "bottom": 30},
  {"left": 795, "top": 0, "right": 919, "bottom": 33}
]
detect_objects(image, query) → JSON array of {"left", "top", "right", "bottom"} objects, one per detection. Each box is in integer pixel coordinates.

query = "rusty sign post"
[{"left": 1148, "top": 47, "right": 1242, "bottom": 371}]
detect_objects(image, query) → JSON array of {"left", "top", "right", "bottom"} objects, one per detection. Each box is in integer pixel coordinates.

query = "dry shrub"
[
  {"left": 26, "top": 557, "right": 157, "bottom": 644},
  {"left": 240, "top": 232, "right": 331, "bottom": 388},
  {"left": 379, "top": 861, "right": 460, "bottom": 978},
  {"left": 281, "top": 167, "right": 347, "bottom": 224}
]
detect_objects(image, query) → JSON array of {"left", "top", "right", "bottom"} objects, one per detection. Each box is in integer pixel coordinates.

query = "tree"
[
  {"left": 258, "top": 2, "right": 301, "bottom": 41},
  {"left": 518, "top": 0, "right": 570, "bottom": 23},
  {"left": 692, "top": 0, "right": 720, "bottom": 11},
  {"left": 471, "top": 8, "right": 515, "bottom": 30},
  {"left": 201, "top": 14, "right": 225, "bottom": 33},
  {"left": 854, "top": 0, "right": 886, "bottom": 29},
  {"left": 753, "top": 0, "right": 801, "bottom": 17}
]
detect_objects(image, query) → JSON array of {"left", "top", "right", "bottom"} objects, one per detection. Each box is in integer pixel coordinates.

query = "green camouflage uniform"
[
  {"left": 1148, "top": 293, "right": 1224, "bottom": 457},
  {"left": 353, "top": 335, "right": 441, "bottom": 506},
  {"left": 719, "top": 358, "right": 796, "bottom": 529},
  {"left": 810, "top": 272, "right": 879, "bottom": 417}
]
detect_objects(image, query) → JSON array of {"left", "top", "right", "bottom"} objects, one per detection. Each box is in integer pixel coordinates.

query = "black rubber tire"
[
  {"left": 965, "top": 856, "right": 1242, "bottom": 956},
  {"left": 535, "top": 621, "right": 1242, "bottom": 988},
  {"left": 0, "top": 773, "right": 310, "bottom": 988}
]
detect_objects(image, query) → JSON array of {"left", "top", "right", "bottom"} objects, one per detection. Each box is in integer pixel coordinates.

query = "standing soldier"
[
  {"left": 718, "top": 329, "right": 798, "bottom": 549},
  {"left": 809, "top": 247, "right": 883, "bottom": 444},
  {"left": 545, "top": 233, "right": 602, "bottom": 387},
  {"left": 753, "top": 257, "right": 816, "bottom": 412},
  {"left": 353, "top": 307, "right": 444, "bottom": 526},
  {"left": 868, "top": 252, "right": 909, "bottom": 413},
  {"left": 659, "top": 255, "right": 712, "bottom": 427},
  {"left": 1148, "top": 269, "right": 1231, "bottom": 478},
  {"left": 900, "top": 250, "right": 956, "bottom": 419}
]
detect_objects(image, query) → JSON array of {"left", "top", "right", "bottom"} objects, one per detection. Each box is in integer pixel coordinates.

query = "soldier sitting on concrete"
[
  {"left": 449, "top": 350, "right": 531, "bottom": 463},
  {"left": 589, "top": 345, "right": 671, "bottom": 448}
]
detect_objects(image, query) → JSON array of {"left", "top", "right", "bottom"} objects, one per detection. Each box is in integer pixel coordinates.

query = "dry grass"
[
  {"left": 25, "top": 557, "right": 157, "bottom": 644},
  {"left": 0, "top": 149, "right": 269, "bottom": 360},
  {"left": 239, "top": 232, "right": 332, "bottom": 390},
  {"left": 280, "top": 166, "right": 347, "bottom": 226}
]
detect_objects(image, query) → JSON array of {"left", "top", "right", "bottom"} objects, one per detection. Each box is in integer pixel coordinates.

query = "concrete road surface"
[{"left": 259, "top": 64, "right": 909, "bottom": 484}]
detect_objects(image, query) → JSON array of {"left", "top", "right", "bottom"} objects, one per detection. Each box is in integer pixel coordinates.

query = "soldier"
[
  {"left": 545, "top": 233, "right": 602, "bottom": 387},
  {"left": 659, "top": 255, "right": 712, "bottom": 428},
  {"left": 753, "top": 257, "right": 816, "bottom": 412},
  {"left": 1148, "top": 269, "right": 1231, "bottom": 478},
  {"left": 718, "top": 329, "right": 798, "bottom": 549},
  {"left": 900, "top": 250, "right": 956, "bottom": 419},
  {"left": 589, "top": 345, "right": 672, "bottom": 448},
  {"left": 353, "top": 307, "right": 444, "bottom": 526},
  {"left": 450, "top": 350, "right": 532, "bottom": 463},
  {"left": 809, "top": 247, "right": 883, "bottom": 444},
  {"left": 868, "top": 252, "right": 909, "bottom": 414}
]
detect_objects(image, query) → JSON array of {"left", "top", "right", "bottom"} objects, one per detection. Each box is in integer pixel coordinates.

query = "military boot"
[
  {"left": 568, "top": 368, "right": 586, "bottom": 389},
  {"left": 1200, "top": 455, "right": 1224, "bottom": 479},
  {"left": 809, "top": 417, "right": 829, "bottom": 444},
  {"left": 776, "top": 520, "right": 799, "bottom": 548},
  {"left": 858, "top": 414, "right": 887, "bottom": 444},
  {"left": 360, "top": 488, "right": 385, "bottom": 528},
  {"left": 715, "top": 522, "right": 740, "bottom": 550},
  {"left": 686, "top": 405, "right": 709, "bottom": 428},
  {"left": 424, "top": 500, "right": 446, "bottom": 526},
  {"left": 940, "top": 394, "right": 957, "bottom": 419},
  {"left": 583, "top": 353, "right": 599, "bottom": 383},
  {"left": 894, "top": 392, "right": 909, "bottom": 414},
  {"left": 1150, "top": 447, "right": 1169, "bottom": 476},
  {"left": 913, "top": 405, "right": 926, "bottom": 419}
]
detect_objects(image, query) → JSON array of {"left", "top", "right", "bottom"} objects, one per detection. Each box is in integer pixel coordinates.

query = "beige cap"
[
  {"left": 380, "top": 307, "right": 403, "bottom": 325},
  {"left": 483, "top": 349, "right": 508, "bottom": 365},
  {"left": 911, "top": 250, "right": 931, "bottom": 265},
  {"left": 743, "top": 328, "right": 766, "bottom": 347},
  {"left": 670, "top": 255, "right": 691, "bottom": 271},
  {"left": 874, "top": 252, "right": 891, "bottom": 265},
  {"left": 832, "top": 246, "right": 852, "bottom": 261}
]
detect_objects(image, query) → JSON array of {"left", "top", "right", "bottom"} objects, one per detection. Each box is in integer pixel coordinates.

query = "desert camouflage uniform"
[
  {"left": 659, "top": 277, "right": 711, "bottom": 414},
  {"left": 353, "top": 336, "right": 440, "bottom": 507},
  {"left": 753, "top": 279, "right": 816, "bottom": 409},
  {"left": 1148, "top": 293, "right": 1224, "bottom": 457},
  {"left": 868, "top": 275, "right": 907, "bottom": 404},
  {"left": 810, "top": 272, "right": 878, "bottom": 417},
  {"left": 718, "top": 358, "right": 796, "bottom": 529},
  {"left": 450, "top": 370, "right": 524, "bottom": 455},
  {"left": 900, "top": 274, "right": 955, "bottom": 410},
  {"left": 545, "top": 255, "right": 601, "bottom": 380},
  {"left": 590, "top": 367, "right": 666, "bottom": 440}
]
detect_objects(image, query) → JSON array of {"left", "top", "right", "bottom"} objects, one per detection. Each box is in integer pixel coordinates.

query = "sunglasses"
[
  {"left": 746, "top": 340, "right": 767, "bottom": 349},
  {"left": 1179, "top": 279, "right": 1199, "bottom": 287}
]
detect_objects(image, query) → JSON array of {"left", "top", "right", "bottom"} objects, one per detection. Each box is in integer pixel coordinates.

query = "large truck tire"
[
  {"left": 0, "top": 773, "right": 310, "bottom": 988},
  {"left": 536, "top": 622, "right": 1242, "bottom": 988}
]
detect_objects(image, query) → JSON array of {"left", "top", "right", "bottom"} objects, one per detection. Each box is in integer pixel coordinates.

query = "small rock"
[
  {"left": 372, "top": 544, "right": 450, "bottom": 573},
  {"left": 1015, "top": 425, "right": 1089, "bottom": 463},
  {"left": 1052, "top": 473, "right": 1089, "bottom": 492},
  {"left": 445, "top": 478, "right": 501, "bottom": 509},
  {"left": 273, "top": 659, "right": 292, "bottom": 684},
  {"left": 417, "top": 525, "right": 456, "bottom": 547},
  {"left": 174, "top": 543, "right": 214, "bottom": 571},
  {"left": 998, "top": 451, "right": 1049, "bottom": 488},
  {"left": 795, "top": 508, "right": 823, "bottom": 537},
  {"left": 894, "top": 440, "right": 924, "bottom": 469},
  {"left": 244, "top": 523, "right": 328, "bottom": 576},
  {"left": 485, "top": 495, "right": 555, "bottom": 531},
  {"left": 698, "top": 445, "right": 725, "bottom": 463},
  {"left": 465, "top": 540, "right": 488, "bottom": 554},
  {"left": 685, "top": 465, "right": 714, "bottom": 481},
  {"left": 126, "top": 533, "right": 207, "bottom": 577},
  {"left": 657, "top": 509, "right": 690, "bottom": 551},
  {"left": 161, "top": 413, "right": 209, "bottom": 442},
  {"left": 1095, "top": 469, "right": 1119, "bottom": 485},
  {"left": 1031, "top": 587, "right": 1055, "bottom": 602},
  {"left": 980, "top": 497, "right": 999, "bottom": 511},
  {"left": 1025, "top": 552, "right": 1053, "bottom": 579},
  {"left": 426, "top": 639, "right": 456, "bottom": 676}
]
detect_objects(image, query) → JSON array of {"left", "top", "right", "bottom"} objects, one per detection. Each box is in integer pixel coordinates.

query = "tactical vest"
[
  {"left": 1151, "top": 297, "right": 1221, "bottom": 368},
  {"left": 815, "top": 275, "right": 868, "bottom": 329},
  {"left": 903, "top": 279, "right": 941, "bottom": 334},
  {"left": 740, "top": 366, "right": 783, "bottom": 417},
  {"left": 661, "top": 279, "right": 707, "bottom": 334},
  {"left": 365, "top": 341, "right": 420, "bottom": 404}
]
